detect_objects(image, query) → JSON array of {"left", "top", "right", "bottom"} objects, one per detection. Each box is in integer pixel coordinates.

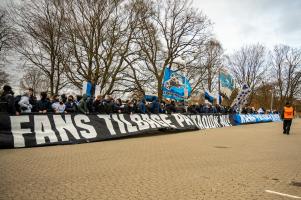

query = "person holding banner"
[{"left": 282, "top": 102, "right": 294, "bottom": 135}]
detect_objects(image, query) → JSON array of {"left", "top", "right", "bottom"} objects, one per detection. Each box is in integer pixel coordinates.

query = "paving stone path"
[{"left": 1, "top": 120, "right": 301, "bottom": 200}]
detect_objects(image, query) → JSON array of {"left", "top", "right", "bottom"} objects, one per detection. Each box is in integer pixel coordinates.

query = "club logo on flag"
[
  {"left": 162, "top": 67, "right": 191, "bottom": 100},
  {"left": 220, "top": 70, "right": 234, "bottom": 98}
]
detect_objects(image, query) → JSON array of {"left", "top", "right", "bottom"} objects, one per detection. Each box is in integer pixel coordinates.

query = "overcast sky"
[
  {"left": 193, "top": 0, "right": 301, "bottom": 53},
  {"left": 2, "top": 0, "right": 301, "bottom": 91}
]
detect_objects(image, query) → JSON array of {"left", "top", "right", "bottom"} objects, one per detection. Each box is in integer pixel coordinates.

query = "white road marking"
[{"left": 265, "top": 190, "right": 301, "bottom": 199}]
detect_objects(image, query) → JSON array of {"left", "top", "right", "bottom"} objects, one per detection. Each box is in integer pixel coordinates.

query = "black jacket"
[
  {"left": 36, "top": 98, "right": 52, "bottom": 112},
  {"left": 0, "top": 91, "right": 16, "bottom": 114}
]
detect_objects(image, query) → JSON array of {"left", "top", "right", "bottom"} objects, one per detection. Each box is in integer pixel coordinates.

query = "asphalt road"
[{"left": 0, "top": 120, "right": 301, "bottom": 200}]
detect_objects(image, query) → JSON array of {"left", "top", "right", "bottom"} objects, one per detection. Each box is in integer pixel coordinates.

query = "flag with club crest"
[
  {"left": 219, "top": 70, "right": 234, "bottom": 98},
  {"left": 162, "top": 67, "right": 192, "bottom": 100}
]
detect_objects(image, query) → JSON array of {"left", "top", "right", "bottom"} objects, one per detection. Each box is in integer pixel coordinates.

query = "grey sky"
[
  {"left": 1, "top": 0, "right": 301, "bottom": 91},
  {"left": 1, "top": 0, "right": 300, "bottom": 53},
  {"left": 193, "top": 0, "right": 301, "bottom": 53}
]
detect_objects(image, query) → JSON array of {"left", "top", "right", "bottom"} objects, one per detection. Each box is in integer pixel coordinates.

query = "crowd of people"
[{"left": 0, "top": 85, "right": 275, "bottom": 115}]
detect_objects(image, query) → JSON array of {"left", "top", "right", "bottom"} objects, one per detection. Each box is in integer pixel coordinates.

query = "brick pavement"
[{"left": 0, "top": 119, "right": 301, "bottom": 200}]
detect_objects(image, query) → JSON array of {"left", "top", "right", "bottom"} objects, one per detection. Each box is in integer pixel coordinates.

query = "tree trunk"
[
  {"left": 55, "top": 65, "right": 60, "bottom": 95},
  {"left": 49, "top": 77, "right": 54, "bottom": 96},
  {"left": 158, "top": 81, "right": 163, "bottom": 101}
]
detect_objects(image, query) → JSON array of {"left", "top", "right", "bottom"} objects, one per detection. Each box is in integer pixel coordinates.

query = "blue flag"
[
  {"left": 82, "top": 81, "right": 92, "bottom": 97},
  {"left": 162, "top": 67, "right": 191, "bottom": 100},
  {"left": 204, "top": 90, "right": 215, "bottom": 104},
  {"left": 217, "top": 93, "right": 223, "bottom": 105},
  {"left": 220, "top": 70, "right": 234, "bottom": 98}
]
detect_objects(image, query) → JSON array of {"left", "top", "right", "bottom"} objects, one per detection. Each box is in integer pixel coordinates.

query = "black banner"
[{"left": 0, "top": 113, "right": 234, "bottom": 148}]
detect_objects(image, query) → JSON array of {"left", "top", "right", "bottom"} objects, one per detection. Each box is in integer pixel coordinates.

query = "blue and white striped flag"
[
  {"left": 204, "top": 90, "right": 215, "bottom": 104},
  {"left": 216, "top": 93, "right": 223, "bottom": 105}
]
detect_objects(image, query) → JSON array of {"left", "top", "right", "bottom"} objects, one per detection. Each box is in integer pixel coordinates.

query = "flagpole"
[
  {"left": 218, "top": 67, "right": 221, "bottom": 105},
  {"left": 184, "top": 60, "right": 188, "bottom": 112}
]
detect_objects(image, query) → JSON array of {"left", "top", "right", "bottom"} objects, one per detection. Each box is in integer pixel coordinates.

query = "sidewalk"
[{"left": 0, "top": 120, "right": 300, "bottom": 200}]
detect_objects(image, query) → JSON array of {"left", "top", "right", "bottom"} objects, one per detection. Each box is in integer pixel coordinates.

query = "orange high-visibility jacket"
[{"left": 284, "top": 106, "right": 294, "bottom": 119}]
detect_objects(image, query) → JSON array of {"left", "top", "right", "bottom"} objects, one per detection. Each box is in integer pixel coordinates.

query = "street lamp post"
[{"left": 270, "top": 89, "right": 274, "bottom": 113}]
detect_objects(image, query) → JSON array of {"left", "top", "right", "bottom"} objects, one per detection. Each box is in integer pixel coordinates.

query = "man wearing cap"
[{"left": 282, "top": 102, "right": 294, "bottom": 135}]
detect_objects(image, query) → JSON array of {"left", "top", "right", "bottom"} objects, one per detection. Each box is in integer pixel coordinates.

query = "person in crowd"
[
  {"left": 160, "top": 101, "right": 166, "bottom": 113},
  {"left": 0, "top": 85, "right": 17, "bottom": 115},
  {"left": 36, "top": 92, "right": 52, "bottom": 113},
  {"left": 51, "top": 95, "right": 60, "bottom": 112},
  {"left": 102, "top": 95, "right": 113, "bottom": 114},
  {"left": 150, "top": 97, "right": 160, "bottom": 114},
  {"left": 18, "top": 91, "right": 33, "bottom": 113},
  {"left": 176, "top": 102, "right": 186, "bottom": 113},
  {"left": 188, "top": 104, "right": 198, "bottom": 114},
  {"left": 53, "top": 97, "right": 66, "bottom": 113},
  {"left": 137, "top": 98, "right": 146, "bottom": 114},
  {"left": 108, "top": 96, "right": 116, "bottom": 113},
  {"left": 114, "top": 98, "right": 123, "bottom": 113},
  {"left": 145, "top": 102, "right": 152, "bottom": 113},
  {"left": 92, "top": 95, "right": 101, "bottom": 113},
  {"left": 211, "top": 105, "right": 218, "bottom": 113},
  {"left": 14, "top": 94, "right": 22, "bottom": 114},
  {"left": 65, "top": 95, "right": 77, "bottom": 113},
  {"left": 241, "top": 107, "right": 247, "bottom": 114},
  {"left": 60, "top": 94, "right": 67, "bottom": 104},
  {"left": 165, "top": 100, "right": 176, "bottom": 114},
  {"left": 75, "top": 95, "right": 82, "bottom": 106},
  {"left": 257, "top": 107, "right": 265, "bottom": 114},
  {"left": 131, "top": 99, "right": 138, "bottom": 113},
  {"left": 196, "top": 104, "right": 204, "bottom": 113},
  {"left": 27, "top": 88, "right": 37, "bottom": 112},
  {"left": 123, "top": 100, "right": 133, "bottom": 114},
  {"left": 281, "top": 102, "right": 294, "bottom": 135},
  {"left": 216, "top": 104, "right": 224, "bottom": 113},
  {"left": 78, "top": 94, "right": 89, "bottom": 114},
  {"left": 202, "top": 103, "right": 210, "bottom": 113},
  {"left": 86, "top": 96, "right": 94, "bottom": 113},
  {"left": 92, "top": 95, "right": 105, "bottom": 113}
]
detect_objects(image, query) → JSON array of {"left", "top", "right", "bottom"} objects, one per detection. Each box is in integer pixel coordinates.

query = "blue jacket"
[
  {"left": 151, "top": 100, "right": 160, "bottom": 114},
  {"left": 138, "top": 101, "right": 146, "bottom": 113}
]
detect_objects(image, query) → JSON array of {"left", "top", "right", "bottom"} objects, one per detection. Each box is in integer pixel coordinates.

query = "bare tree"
[
  {"left": 227, "top": 44, "right": 267, "bottom": 103},
  {"left": 200, "top": 39, "right": 223, "bottom": 93},
  {"left": 10, "top": 0, "right": 67, "bottom": 95},
  {"left": 129, "top": 0, "right": 212, "bottom": 100},
  {"left": 19, "top": 65, "right": 49, "bottom": 95},
  {"left": 270, "top": 45, "right": 301, "bottom": 107},
  {"left": 0, "top": 8, "right": 15, "bottom": 60},
  {"left": 0, "top": 8, "right": 17, "bottom": 88},
  {"left": 0, "top": 66, "right": 9, "bottom": 87},
  {"left": 62, "top": 0, "right": 138, "bottom": 95}
]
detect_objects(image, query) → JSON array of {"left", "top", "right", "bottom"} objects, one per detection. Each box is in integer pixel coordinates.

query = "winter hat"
[{"left": 3, "top": 85, "right": 12, "bottom": 92}]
